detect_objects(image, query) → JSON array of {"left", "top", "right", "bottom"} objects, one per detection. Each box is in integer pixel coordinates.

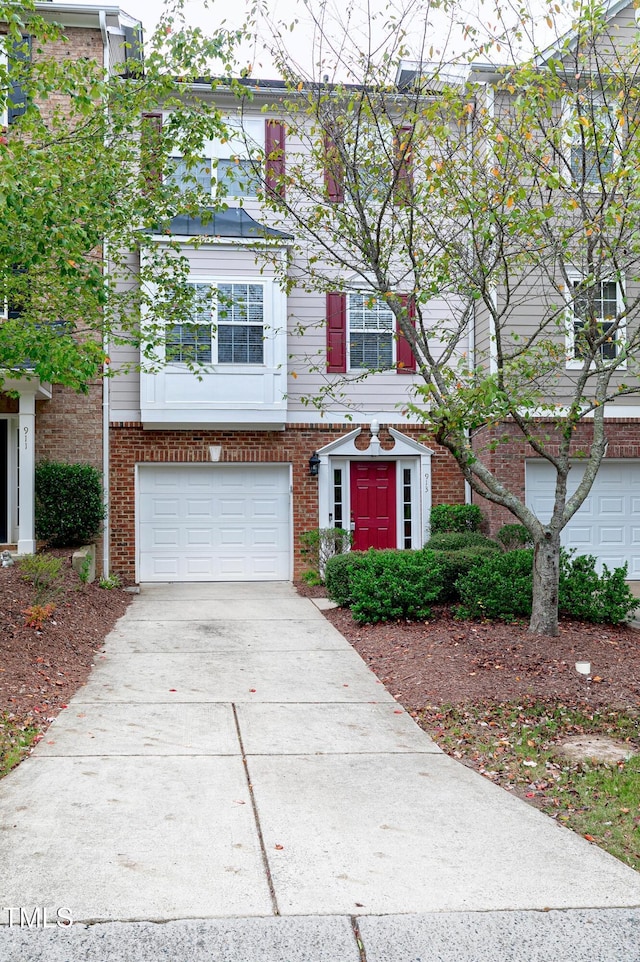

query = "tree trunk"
[{"left": 529, "top": 536, "right": 561, "bottom": 636}]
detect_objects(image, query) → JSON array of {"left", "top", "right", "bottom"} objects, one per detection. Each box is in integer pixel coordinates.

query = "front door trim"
[{"left": 316, "top": 426, "right": 433, "bottom": 549}]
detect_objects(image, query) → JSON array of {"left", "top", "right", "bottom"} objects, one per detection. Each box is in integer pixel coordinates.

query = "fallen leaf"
[{"left": 275, "top": 844, "right": 284, "bottom": 850}]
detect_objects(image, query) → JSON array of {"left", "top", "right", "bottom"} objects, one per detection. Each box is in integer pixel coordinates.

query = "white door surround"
[
  {"left": 316, "top": 425, "right": 433, "bottom": 549},
  {"left": 136, "top": 462, "right": 292, "bottom": 582}
]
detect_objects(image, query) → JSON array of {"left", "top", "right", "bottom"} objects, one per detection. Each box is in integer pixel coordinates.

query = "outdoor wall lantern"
[{"left": 309, "top": 451, "right": 321, "bottom": 476}]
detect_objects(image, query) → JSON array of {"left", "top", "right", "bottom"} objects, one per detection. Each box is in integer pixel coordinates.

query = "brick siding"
[
  {"left": 109, "top": 422, "right": 464, "bottom": 581},
  {"left": 471, "top": 419, "right": 640, "bottom": 533}
]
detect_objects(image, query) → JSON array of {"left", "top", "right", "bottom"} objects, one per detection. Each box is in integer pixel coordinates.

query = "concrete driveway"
[{"left": 1, "top": 582, "right": 639, "bottom": 960}]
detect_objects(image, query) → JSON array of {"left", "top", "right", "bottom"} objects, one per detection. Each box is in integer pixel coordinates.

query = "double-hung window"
[
  {"left": 348, "top": 293, "right": 394, "bottom": 370},
  {"left": 568, "top": 99, "right": 615, "bottom": 187},
  {"left": 566, "top": 276, "right": 623, "bottom": 365},
  {"left": 217, "top": 283, "right": 264, "bottom": 364},
  {"left": 165, "top": 284, "right": 212, "bottom": 364},
  {"left": 165, "top": 282, "right": 264, "bottom": 366}
]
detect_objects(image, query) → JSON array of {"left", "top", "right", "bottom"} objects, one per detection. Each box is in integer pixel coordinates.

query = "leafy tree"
[
  {"left": 0, "top": 0, "right": 243, "bottom": 391},
  {"left": 246, "top": 0, "right": 640, "bottom": 635}
]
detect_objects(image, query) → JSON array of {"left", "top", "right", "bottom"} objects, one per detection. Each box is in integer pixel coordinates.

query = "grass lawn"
[{"left": 419, "top": 700, "right": 640, "bottom": 870}]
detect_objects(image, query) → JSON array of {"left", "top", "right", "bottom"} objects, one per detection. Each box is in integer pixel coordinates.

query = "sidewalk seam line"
[
  {"left": 350, "top": 916, "right": 368, "bottom": 962},
  {"left": 232, "top": 702, "right": 280, "bottom": 917}
]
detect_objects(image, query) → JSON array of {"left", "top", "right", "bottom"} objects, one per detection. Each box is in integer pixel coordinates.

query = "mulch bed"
[
  {"left": 0, "top": 553, "right": 131, "bottom": 721},
  {"left": 324, "top": 604, "right": 640, "bottom": 710}
]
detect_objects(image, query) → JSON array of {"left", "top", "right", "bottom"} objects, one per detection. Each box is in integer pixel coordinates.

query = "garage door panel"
[
  {"left": 526, "top": 460, "right": 639, "bottom": 575},
  {"left": 138, "top": 465, "right": 290, "bottom": 582}
]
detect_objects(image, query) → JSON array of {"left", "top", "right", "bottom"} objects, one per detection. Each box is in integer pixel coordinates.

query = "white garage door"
[
  {"left": 138, "top": 464, "right": 291, "bottom": 582},
  {"left": 526, "top": 459, "right": 640, "bottom": 577}
]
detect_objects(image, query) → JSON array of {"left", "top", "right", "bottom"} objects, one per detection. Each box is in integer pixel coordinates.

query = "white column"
[{"left": 17, "top": 392, "right": 36, "bottom": 555}]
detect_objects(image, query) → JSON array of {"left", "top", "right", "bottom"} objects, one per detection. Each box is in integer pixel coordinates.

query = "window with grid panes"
[
  {"left": 333, "top": 468, "right": 344, "bottom": 528},
  {"left": 166, "top": 284, "right": 212, "bottom": 363},
  {"left": 348, "top": 293, "right": 394, "bottom": 370},
  {"left": 217, "top": 283, "right": 264, "bottom": 364},
  {"left": 572, "top": 280, "right": 619, "bottom": 360},
  {"left": 402, "top": 468, "right": 412, "bottom": 548}
]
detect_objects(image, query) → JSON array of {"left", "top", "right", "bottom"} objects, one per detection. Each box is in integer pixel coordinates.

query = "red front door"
[{"left": 350, "top": 461, "right": 396, "bottom": 550}]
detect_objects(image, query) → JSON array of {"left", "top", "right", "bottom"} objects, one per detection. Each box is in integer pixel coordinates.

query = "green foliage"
[
  {"left": 455, "top": 549, "right": 534, "bottom": 621},
  {"left": 324, "top": 551, "right": 367, "bottom": 606},
  {"left": 300, "top": 527, "right": 353, "bottom": 581},
  {"left": 427, "top": 531, "right": 500, "bottom": 552},
  {"left": 301, "top": 568, "right": 323, "bottom": 586},
  {"left": 35, "top": 461, "right": 105, "bottom": 547},
  {"left": 349, "top": 549, "right": 445, "bottom": 624},
  {"left": 17, "top": 552, "right": 63, "bottom": 605},
  {"left": 436, "top": 547, "right": 504, "bottom": 602},
  {"left": 99, "top": 573, "right": 122, "bottom": 590},
  {"left": 456, "top": 548, "right": 639, "bottom": 624},
  {"left": 559, "top": 551, "right": 639, "bottom": 625},
  {"left": 0, "top": 0, "right": 246, "bottom": 390},
  {"left": 430, "top": 504, "right": 484, "bottom": 534},
  {"left": 497, "top": 524, "right": 533, "bottom": 550},
  {"left": 77, "top": 554, "right": 92, "bottom": 585}
]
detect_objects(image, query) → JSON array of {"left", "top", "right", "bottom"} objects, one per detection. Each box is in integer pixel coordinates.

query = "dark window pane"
[{"left": 166, "top": 324, "right": 212, "bottom": 364}]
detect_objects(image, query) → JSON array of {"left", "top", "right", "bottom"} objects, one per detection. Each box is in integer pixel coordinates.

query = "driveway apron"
[{"left": 1, "top": 582, "right": 640, "bottom": 927}]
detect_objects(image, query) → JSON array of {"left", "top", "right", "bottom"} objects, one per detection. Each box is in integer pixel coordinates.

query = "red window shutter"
[
  {"left": 326, "top": 292, "right": 347, "bottom": 373},
  {"left": 265, "top": 119, "right": 286, "bottom": 197},
  {"left": 394, "top": 125, "right": 413, "bottom": 205},
  {"left": 396, "top": 295, "right": 416, "bottom": 373},
  {"left": 324, "top": 132, "right": 344, "bottom": 203},
  {"left": 141, "top": 112, "right": 163, "bottom": 188}
]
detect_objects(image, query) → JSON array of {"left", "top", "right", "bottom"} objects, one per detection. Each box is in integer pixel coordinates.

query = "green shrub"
[
  {"left": 350, "top": 549, "right": 445, "bottom": 624},
  {"left": 300, "top": 527, "right": 352, "bottom": 581},
  {"left": 17, "top": 553, "right": 64, "bottom": 605},
  {"left": 436, "top": 547, "right": 504, "bottom": 602},
  {"left": 430, "top": 504, "right": 484, "bottom": 534},
  {"left": 455, "top": 549, "right": 534, "bottom": 621},
  {"left": 497, "top": 524, "right": 533, "bottom": 550},
  {"left": 427, "top": 531, "right": 500, "bottom": 552},
  {"left": 559, "top": 551, "right": 639, "bottom": 625},
  {"left": 324, "top": 551, "right": 368, "bottom": 606},
  {"left": 35, "top": 461, "right": 105, "bottom": 547}
]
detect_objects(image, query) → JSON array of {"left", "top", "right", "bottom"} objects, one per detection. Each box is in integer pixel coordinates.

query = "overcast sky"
[{"left": 109, "top": 0, "right": 559, "bottom": 78}]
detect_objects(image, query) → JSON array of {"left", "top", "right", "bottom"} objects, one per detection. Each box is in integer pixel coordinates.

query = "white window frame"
[
  {"left": 164, "top": 278, "right": 272, "bottom": 369},
  {"left": 565, "top": 271, "right": 626, "bottom": 369},
  {"left": 564, "top": 94, "right": 616, "bottom": 189},
  {"left": 167, "top": 116, "right": 265, "bottom": 200},
  {"left": 347, "top": 292, "right": 396, "bottom": 372}
]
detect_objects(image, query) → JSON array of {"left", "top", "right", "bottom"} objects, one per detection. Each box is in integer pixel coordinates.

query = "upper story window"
[
  {"left": 217, "top": 283, "right": 264, "bottom": 363},
  {"left": 348, "top": 293, "right": 394, "bottom": 370},
  {"left": 166, "top": 116, "right": 285, "bottom": 201},
  {"left": 566, "top": 276, "right": 624, "bottom": 366},
  {"left": 165, "top": 282, "right": 265, "bottom": 366},
  {"left": 568, "top": 100, "right": 615, "bottom": 187}
]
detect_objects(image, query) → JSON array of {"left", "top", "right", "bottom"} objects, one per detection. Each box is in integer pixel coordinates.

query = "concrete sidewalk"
[{"left": 1, "top": 582, "right": 639, "bottom": 959}]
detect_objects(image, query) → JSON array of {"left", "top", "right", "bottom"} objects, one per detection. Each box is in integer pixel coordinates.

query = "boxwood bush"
[
  {"left": 349, "top": 549, "right": 445, "bottom": 624},
  {"left": 430, "top": 504, "right": 484, "bottom": 533},
  {"left": 324, "top": 551, "right": 368, "bottom": 606},
  {"left": 455, "top": 549, "right": 535, "bottom": 621},
  {"left": 436, "top": 547, "right": 505, "bottom": 603},
  {"left": 35, "top": 461, "right": 105, "bottom": 547},
  {"left": 427, "top": 531, "right": 501, "bottom": 552},
  {"left": 559, "top": 551, "right": 639, "bottom": 625},
  {"left": 456, "top": 548, "right": 639, "bottom": 625}
]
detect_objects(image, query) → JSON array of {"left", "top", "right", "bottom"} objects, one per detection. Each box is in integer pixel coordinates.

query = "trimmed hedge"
[
  {"left": 35, "top": 461, "right": 105, "bottom": 547},
  {"left": 437, "top": 547, "right": 504, "bottom": 603},
  {"left": 324, "top": 551, "right": 368, "bottom": 607},
  {"left": 456, "top": 548, "right": 639, "bottom": 624},
  {"left": 430, "top": 504, "right": 484, "bottom": 533},
  {"left": 455, "top": 549, "right": 534, "bottom": 621},
  {"left": 350, "top": 549, "right": 445, "bottom": 623},
  {"left": 559, "top": 552, "right": 639, "bottom": 625},
  {"left": 497, "top": 524, "right": 533, "bottom": 550},
  {"left": 427, "top": 531, "right": 501, "bottom": 552}
]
